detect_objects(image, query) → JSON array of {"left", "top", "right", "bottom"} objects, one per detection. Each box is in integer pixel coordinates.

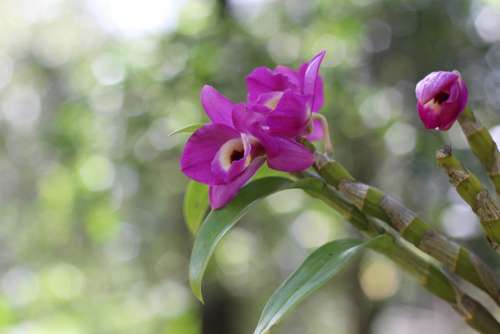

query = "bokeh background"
[{"left": 0, "top": 0, "right": 499, "bottom": 333}]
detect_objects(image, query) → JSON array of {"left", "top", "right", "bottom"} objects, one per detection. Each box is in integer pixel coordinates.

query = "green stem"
[
  {"left": 295, "top": 172, "right": 500, "bottom": 334},
  {"left": 313, "top": 153, "right": 500, "bottom": 305},
  {"left": 436, "top": 146, "right": 500, "bottom": 251},
  {"left": 458, "top": 108, "right": 500, "bottom": 196}
]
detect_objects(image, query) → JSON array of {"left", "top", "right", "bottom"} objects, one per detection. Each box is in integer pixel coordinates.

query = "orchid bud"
[{"left": 415, "top": 70, "right": 468, "bottom": 131}]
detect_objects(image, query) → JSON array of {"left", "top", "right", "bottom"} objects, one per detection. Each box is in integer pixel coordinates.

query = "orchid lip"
[
  {"left": 264, "top": 92, "right": 284, "bottom": 110},
  {"left": 217, "top": 137, "right": 251, "bottom": 171}
]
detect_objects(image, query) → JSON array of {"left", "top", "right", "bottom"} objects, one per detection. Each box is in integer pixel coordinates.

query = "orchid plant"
[{"left": 176, "top": 52, "right": 500, "bottom": 334}]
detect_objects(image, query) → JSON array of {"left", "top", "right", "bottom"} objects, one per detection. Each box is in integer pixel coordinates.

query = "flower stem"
[
  {"left": 313, "top": 153, "right": 500, "bottom": 306},
  {"left": 458, "top": 108, "right": 500, "bottom": 196},
  {"left": 436, "top": 146, "right": 500, "bottom": 252},
  {"left": 295, "top": 172, "right": 500, "bottom": 334}
]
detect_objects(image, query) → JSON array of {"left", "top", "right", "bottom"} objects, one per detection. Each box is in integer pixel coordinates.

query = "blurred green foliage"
[{"left": 0, "top": 0, "right": 499, "bottom": 333}]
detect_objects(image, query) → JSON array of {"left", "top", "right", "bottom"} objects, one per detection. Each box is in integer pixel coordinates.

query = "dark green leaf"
[
  {"left": 254, "top": 235, "right": 391, "bottom": 334},
  {"left": 168, "top": 123, "right": 204, "bottom": 136},
  {"left": 189, "top": 176, "right": 321, "bottom": 302},
  {"left": 183, "top": 180, "right": 209, "bottom": 234}
]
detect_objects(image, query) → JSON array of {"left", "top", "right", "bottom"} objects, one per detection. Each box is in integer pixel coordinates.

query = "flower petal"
[
  {"left": 415, "top": 71, "right": 459, "bottom": 104},
  {"left": 180, "top": 123, "right": 240, "bottom": 184},
  {"left": 304, "top": 118, "right": 324, "bottom": 141},
  {"left": 201, "top": 85, "right": 234, "bottom": 126},
  {"left": 246, "top": 67, "right": 291, "bottom": 103},
  {"left": 266, "top": 91, "right": 310, "bottom": 138},
  {"left": 210, "top": 134, "right": 252, "bottom": 184},
  {"left": 258, "top": 133, "right": 314, "bottom": 172},
  {"left": 232, "top": 103, "right": 267, "bottom": 134},
  {"left": 274, "top": 65, "right": 300, "bottom": 87},
  {"left": 299, "top": 51, "right": 325, "bottom": 112},
  {"left": 209, "top": 157, "right": 265, "bottom": 209}
]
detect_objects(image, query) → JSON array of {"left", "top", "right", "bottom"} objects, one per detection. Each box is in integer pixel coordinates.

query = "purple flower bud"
[{"left": 415, "top": 70, "right": 468, "bottom": 131}]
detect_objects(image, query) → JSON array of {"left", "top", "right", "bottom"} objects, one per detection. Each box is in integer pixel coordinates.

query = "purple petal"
[
  {"left": 415, "top": 71, "right": 459, "bottom": 104},
  {"left": 232, "top": 103, "right": 267, "bottom": 134},
  {"left": 274, "top": 65, "right": 300, "bottom": 87},
  {"left": 303, "top": 51, "right": 326, "bottom": 97},
  {"left": 209, "top": 157, "right": 265, "bottom": 209},
  {"left": 265, "top": 91, "right": 311, "bottom": 138},
  {"left": 299, "top": 51, "right": 325, "bottom": 112},
  {"left": 417, "top": 102, "right": 440, "bottom": 130},
  {"left": 255, "top": 91, "right": 284, "bottom": 110},
  {"left": 257, "top": 132, "right": 314, "bottom": 172},
  {"left": 180, "top": 123, "right": 240, "bottom": 184},
  {"left": 304, "top": 118, "right": 324, "bottom": 141},
  {"left": 246, "top": 67, "right": 291, "bottom": 103},
  {"left": 416, "top": 71, "right": 468, "bottom": 131},
  {"left": 201, "top": 85, "right": 234, "bottom": 126},
  {"left": 210, "top": 134, "right": 252, "bottom": 184}
]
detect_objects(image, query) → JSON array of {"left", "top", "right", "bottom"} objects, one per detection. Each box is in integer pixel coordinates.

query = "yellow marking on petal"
[
  {"left": 218, "top": 138, "right": 250, "bottom": 171},
  {"left": 264, "top": 92, "right": 283, "bottom": 110},
  {"left": 424, "top": 99, "right": 442, "bottom": 113}
]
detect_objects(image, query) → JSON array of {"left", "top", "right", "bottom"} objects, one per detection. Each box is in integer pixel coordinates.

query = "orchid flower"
[
  {"left": 415, "top": 70, "right": 468, "bottom": 131},
  {"left": 180, "top": 85, "right": 314, "bottom": 209},
  {"left": 246, "top": 51, "right": 326, "bottom": 140}
]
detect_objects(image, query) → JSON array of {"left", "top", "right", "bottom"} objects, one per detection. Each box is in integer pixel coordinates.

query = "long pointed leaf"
[
  {"left": 183, "top": 180, "right": 209, "bottom": 234},
  {"left": 189, "top": 176, "right": 321, "bottom": 302},
  {"left": 254, "top": 235, "right": 391, "bottom": 334}
]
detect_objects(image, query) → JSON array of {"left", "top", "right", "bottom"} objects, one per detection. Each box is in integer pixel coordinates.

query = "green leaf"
[
  {"left": 253, "top": 164, "right": 289, "bottom": 180},
  {"left": 168, "top": 123, "right": 204, "bottom": 136},
  {"left": 183, "top": 181, "right": 209, "bottom": 234},
  {"left": 189, "top": 176, "right": 321, "bottom": 302},
  {"left": 253, "top": 235, "right": 391, "bottom": 334}
]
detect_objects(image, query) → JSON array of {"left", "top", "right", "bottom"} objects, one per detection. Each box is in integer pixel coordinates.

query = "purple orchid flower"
[
  {"left": 246, "top": 51, "right": 326, "bottom": 140},
  {"left": 180, "top": 85, "right": 314, "bottom": 210},
  {"left": 415, "top": 70, "right": 468, "bottom": 131}
]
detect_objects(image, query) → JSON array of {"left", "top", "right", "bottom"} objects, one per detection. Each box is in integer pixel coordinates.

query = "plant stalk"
[
  {"left": 313, "top": 153, "right": 500, "bottom": 305},
  {"left": 458, "top": 108, "right": 500, "bottom": 196},
  {"left": 295, "top": 172, "right": 500, "bottom": 334},
  {"left": 436, "top": 146, "right": 500, "bottom": 252}
]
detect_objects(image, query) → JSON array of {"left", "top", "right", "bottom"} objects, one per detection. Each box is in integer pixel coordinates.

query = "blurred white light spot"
[
  {"left": 384, "top": 122, "right": 416, "bottom": 155},
  {"left": 266, "top": 189, "right": 305, "bottom": 214},
  {"left": 160, "top": 43, "right": 189, "bottom": 80},
  {"left": 363, "top": 20, "right": 392, "bottom": 53},
  {"left": 484, "top": 72, "right": 500, "bottom": 106},
  {"left": 359, "top": 257, "right": 399, "bottom": 300},
  {"left": 1, "top": 86, "right": 41, "bottom": 132},
  {"left": 104, "top": 223, "right": 141, "bottom": 263},
  {"left": 312, "top": 34, "right": 347, "bottom": 67},
  {"left": 148, "top": 118, "right": 181, "bottom": 151},
  {"left": 490, "top": 125, "right": 500, "bottom": 146},
  {"left": 46, "top": 263, "right": 86, "bottom": 300},
  {"left": 1, "top": 267, "right": 39, "bottom": 307},
  {"left": 216, "top": 228, "right": 256, "bottom": 275},
  {"left": 290, "top": 211, "right": 331, "bottom": 249},
  {"left": 87, "top": 0, "right": 185, "bottom": 38},
  {"left": 148, "top": 281, "right": 190, "bottom": 318},
  {"left": 445, "top": 123, "right": 468, "bottom": 149},
  {"left": 475, "top": 6, "right": 500, "bottom": 43},
  {"left": 91, "top": 54, "right": 126, "bottom": 86},
  {"left": 267, "top": 33, "right": 301, "bottom": 64},
  {"left": 441, "top": 203, "right": 480, "bottom": 239},
  {"left": 79, "top": 155, "right": 115, "bottom": 191},
  {"left": 359, "top": 88, "right": 402, "bottom": 128},
  {"left": 90, "top": 87, "right": 124, "bottom": 114},
  {"left": 0, "top": 55, "right": 13, "bottom": 90}
]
